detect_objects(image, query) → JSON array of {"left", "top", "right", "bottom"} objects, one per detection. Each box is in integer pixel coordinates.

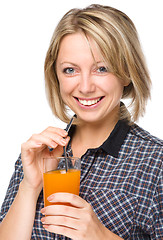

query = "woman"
[{"left": 0, "top": 4, "right": 162, "bottom": 240}]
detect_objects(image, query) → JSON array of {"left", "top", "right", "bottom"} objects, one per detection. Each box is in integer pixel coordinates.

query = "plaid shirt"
[{"left": 0, "top": 120, "right": 163, "bottom": 239}]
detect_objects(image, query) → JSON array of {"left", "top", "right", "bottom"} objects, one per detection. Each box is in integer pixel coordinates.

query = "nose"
[{"left": 78, "top": 72, "right": 96, "bottom": 94}]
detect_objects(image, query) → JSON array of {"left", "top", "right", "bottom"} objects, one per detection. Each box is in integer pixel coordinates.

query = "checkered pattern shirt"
[{"left": 0, "top": 120, "right": 163, "bottom": 239}]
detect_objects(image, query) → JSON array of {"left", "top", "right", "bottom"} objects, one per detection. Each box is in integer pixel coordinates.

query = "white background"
[{"left": 0, "top": 0, "right": 162, "bottom": 206}]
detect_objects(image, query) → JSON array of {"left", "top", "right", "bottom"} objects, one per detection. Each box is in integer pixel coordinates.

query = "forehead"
[{"left": 57, "top": 32, "right": 104, "bottom": 63}]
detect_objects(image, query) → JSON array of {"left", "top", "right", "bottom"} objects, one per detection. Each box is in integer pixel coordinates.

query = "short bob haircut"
[{"left": 44, "top": 4, "right": 151, "bottom": 124}]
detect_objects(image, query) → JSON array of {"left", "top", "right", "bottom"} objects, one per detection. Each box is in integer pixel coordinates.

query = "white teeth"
[{"left": 78, "top": 98, "right": 101, "bottom": 106}]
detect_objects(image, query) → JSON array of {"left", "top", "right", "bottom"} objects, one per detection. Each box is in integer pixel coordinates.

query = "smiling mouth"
[{"left": 75, "top": 97, "right": 104, "bottom": 106}]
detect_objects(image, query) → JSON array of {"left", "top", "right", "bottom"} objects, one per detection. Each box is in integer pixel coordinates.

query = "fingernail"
[
  {"left": 47, "top": 195, "right": 54, "bottom": 202},
  {"left": 41, "top": 217, "right": 45, "bottom": 224},
  {"left": 41, "top": 218, "right": 45, "bottom": 224},
  {"left": 61, "top": 139, "right": 67, "bottom": 145},
  {"left": 43, "top": 225, "right": 48, "bottom": 229},
  {"left": 50, "top": 142, "right": 57, "bottom": 148},
  {"left": 41, "top": 208, "right": 45, "bottom": 215},
  {"left": 36, "top": 142, "right": 42, "bottom": 146},
  {"left": 62, "top": 131, "right": 68, "bottom": 136}
]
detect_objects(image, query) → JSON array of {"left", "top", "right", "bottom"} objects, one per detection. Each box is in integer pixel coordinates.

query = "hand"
[
  {"left": 40, "top": 193, "right": 111, "bottom": 240},
  {"left": 21, "top": 127, "right": 70, "bottom": 192}
]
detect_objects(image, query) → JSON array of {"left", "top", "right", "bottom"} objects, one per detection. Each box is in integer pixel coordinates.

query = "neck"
[
  {"left": 71, "top": 108, "right": 119, "bottom": 157},
  {"left": 78, "top": 116, "right": 118, "bottom": 144}
]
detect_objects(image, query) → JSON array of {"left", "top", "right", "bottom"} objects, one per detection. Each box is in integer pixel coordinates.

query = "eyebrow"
[
  {"left": 60, "top": 62, "right": 78, "bottom": 66},
  {"left": 60, "top": 61, "right": 105, "bottom": 66}
]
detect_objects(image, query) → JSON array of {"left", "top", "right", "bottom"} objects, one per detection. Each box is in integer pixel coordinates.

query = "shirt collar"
[
  {"left": 68, "top": 120, "right": 130, "bottom": 158},
  {"left": 100, "top": 120, "right": 130, "bottom": 157}
]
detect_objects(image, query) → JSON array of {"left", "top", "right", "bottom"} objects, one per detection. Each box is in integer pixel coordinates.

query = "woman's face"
[{"left": 56, "top": 32, "right": 125, "bottom": 124}]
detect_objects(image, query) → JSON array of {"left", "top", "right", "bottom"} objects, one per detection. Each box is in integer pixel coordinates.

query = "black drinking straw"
[
  {"left": 48, "top": 114, "right": 77, "bottom": 172},
  {"left": 63, "top": 114, "right": 77, "bottom": 172}
]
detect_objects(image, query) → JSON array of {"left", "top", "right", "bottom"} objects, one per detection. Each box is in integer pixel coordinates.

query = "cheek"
[
  {"left": 59, "top": 85, "right": 68, "bottom": 102},
  {"left": 101, "top": 78, "right": 124, "bottom": 98},
  {"left": 58, "top": 78, "right": 75, "bottom": 101},
  {"left": 114, "top": 82, "right": 124, "bottom": 98}
]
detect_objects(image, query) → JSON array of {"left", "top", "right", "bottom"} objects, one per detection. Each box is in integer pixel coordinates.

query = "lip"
[
  {"left": 74, "top": 96, "right": 104, "bottom": 109},
  {"left": 75, "top": 97, "right": 101, "bottom": 101}
]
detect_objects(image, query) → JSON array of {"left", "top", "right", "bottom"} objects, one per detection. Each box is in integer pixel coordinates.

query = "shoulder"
[
  {"left": 130, "top": 123, "right": 163, "bottom": 147},
  {"left": 122, "top": 123, "right": 163, "bottom": 170},
  {"left": 15, "top": 153, "right": 23, "bottom": 171}
]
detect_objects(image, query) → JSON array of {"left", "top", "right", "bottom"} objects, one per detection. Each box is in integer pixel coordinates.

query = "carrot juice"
[{"left": 43, "top": 169, "right": 81, "bottom": 207}]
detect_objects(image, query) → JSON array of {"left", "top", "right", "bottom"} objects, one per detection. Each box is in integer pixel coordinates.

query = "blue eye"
[
  {"left": 63, "top": 68, "right": 75, "bottom": 74},
  {"left": 97, "top": 66, "right": 108, "bottom": 73}
]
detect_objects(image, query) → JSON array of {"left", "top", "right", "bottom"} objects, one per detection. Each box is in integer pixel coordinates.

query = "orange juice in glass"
[{"left": 43, "top": 157, "right": 81, "bottom": 207}]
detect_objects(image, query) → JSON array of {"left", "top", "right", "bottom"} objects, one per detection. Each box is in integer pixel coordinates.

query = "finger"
[
  {"left": 41, "top": 127, "right": 68, "bottom": 137},
  {"left": 41, "top": 204, "right": 82, "bottom": 219},
  {"left": 43, "top": 224, "right": 78, "bottom": 239},
  {"left": 22, "top": 134, "right": 69, "bottom": 152},
  {"left": 22, "top": 133, "right": 58, "bottom": 150},
  {"left": 41, "top": 215, "right": 79, "bottom": 230},
  {"left": 47, "top": 193, "right": 87, "bottom": 208},
  {"left": 41, "top": 132, "right": 70, "bottom": 147}
]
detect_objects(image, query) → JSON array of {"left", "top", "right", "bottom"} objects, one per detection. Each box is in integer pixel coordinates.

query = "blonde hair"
[{"left": 44, "top": 4, "right": 151, "bottom": 124}]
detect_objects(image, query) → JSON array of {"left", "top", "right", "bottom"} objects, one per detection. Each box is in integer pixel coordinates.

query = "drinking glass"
[{"left": 43, "top": 157, "right": 81, "bottom": 207}]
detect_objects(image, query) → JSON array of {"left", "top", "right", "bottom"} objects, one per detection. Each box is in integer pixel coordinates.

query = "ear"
[{"left": 123, "top": 78, "right": 131, "bottom": 87}]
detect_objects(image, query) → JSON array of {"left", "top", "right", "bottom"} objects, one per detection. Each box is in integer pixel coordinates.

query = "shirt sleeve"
[
  {"left": 150, "top": 160, "right": 163, "bottom": 239},
  {"left": 0, "top": 154, "right": 24, "bottom": 223}
]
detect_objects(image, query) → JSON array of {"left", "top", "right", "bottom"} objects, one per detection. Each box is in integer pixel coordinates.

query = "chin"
[{"left": 77, "top": 113, "right": 105, "bottom": 124}]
